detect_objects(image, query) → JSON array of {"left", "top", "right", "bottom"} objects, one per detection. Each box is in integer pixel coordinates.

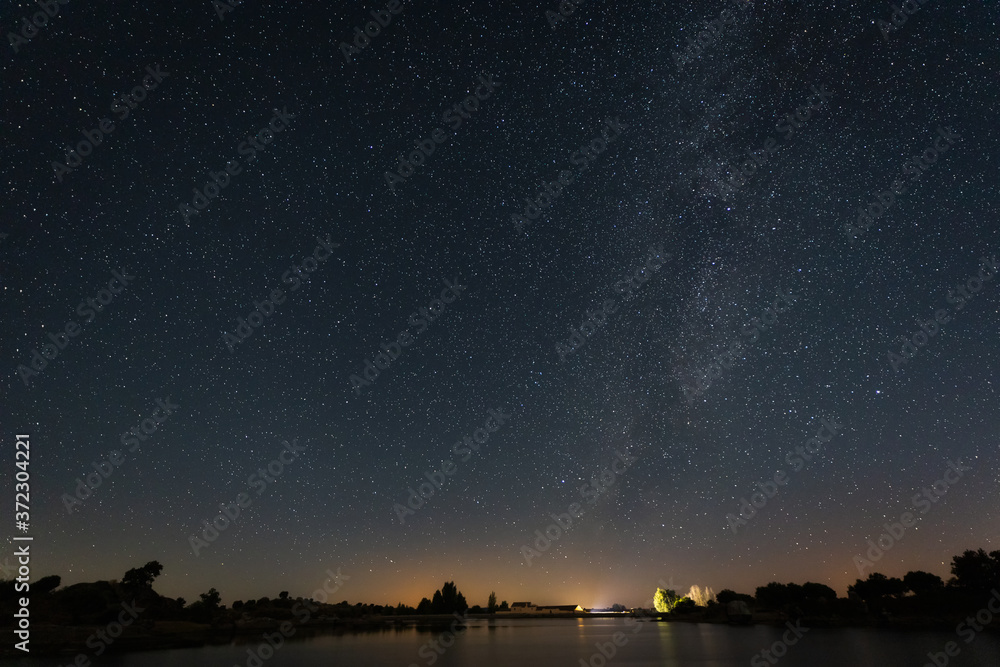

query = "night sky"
[{"left": 3, "top": 0, "right": 999, "bottom": 610}]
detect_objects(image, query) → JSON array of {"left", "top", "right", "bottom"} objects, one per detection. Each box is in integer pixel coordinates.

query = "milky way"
[{"left": 2, "top": 0, "right": 998, "bottom": 609}]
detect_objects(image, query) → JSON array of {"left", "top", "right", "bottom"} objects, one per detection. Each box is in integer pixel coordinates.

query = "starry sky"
[{"left": 2, "top": 0, "right": 999, "bottom": 610}]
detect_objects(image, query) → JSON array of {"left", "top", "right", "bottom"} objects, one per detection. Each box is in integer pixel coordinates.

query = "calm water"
[{"left": 12, "top": 619, "right": 1000, "bottom": 666}]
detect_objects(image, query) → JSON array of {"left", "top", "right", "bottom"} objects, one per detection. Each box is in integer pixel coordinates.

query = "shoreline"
[{"left": 6, "top": 612, "right": 998, "bottom": 659}]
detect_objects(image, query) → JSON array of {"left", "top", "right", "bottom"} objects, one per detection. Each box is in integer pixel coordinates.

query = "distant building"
[{"left": 500, "top": 602, "right": 587, "bottom": 615}]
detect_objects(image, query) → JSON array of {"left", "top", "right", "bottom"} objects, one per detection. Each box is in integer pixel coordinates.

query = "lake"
[{"left": 11, "top": 618, "right": 1000, "bottom": 666}]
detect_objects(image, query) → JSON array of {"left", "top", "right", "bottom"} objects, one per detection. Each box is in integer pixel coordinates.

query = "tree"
[
  {"left": 848, "top": 573, "right": 904, "bottom": 602},
  {"left": 177, "top": 598, "right": 187, "bottom": 608},
  {"left": 488, "top": 591, "right": 497, "bottom": 613},
  {"left": 279, "top": 591, "right": 289, "bottom": 600},
  {"left": 674, "top": 598, "right": 697, "bottom": 614},
  {"left": 34, "top": 575, "right": 61, "bottom": 595},
  {"left": 428, "top": 582, "right": 468, "bottom": 614},
  {"left": 755, "top": 582, "right": 791, "bottom": 609},
  {"left": 121, "top": 561, "right": 163, "bottom": 592},
  {"left": 716, "top": 589, "right": 754, "bottom": 605},
  {"left": 200, "top": 588, "right": 222, "bottom": 609},
  {"left": 903, "top": 571, "right": 944, "bottom": 596},
  {"left": 654, "top": 588, "right": 680, "bottom": 613},
  {"left": 951, "top": 549, "right": 1000, "bottom": 593},
  {"left": 610, "top": 604, "right": 627, "bottom": 612},
  {"left": 499, "top": 600, "right": 509, "bottom": 611},
  {"left": 416, "top": 597, "right": 432, "bottom": 614},
  {"left": 801, "top": 582, "right": 837, "bottom": 603},
  {"left": 686, "top": 585, "right": 716, "bottom": 606},
  {"left": 186, "top": 588, "right": 223, "bottom": 624}
]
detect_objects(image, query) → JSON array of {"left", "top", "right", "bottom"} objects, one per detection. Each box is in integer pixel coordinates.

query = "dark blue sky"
[{"left": 2, "top": 0, "right": 998, "bottom": 608}]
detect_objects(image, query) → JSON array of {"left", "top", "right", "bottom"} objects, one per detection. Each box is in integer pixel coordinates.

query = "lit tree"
[
  {"left": 687, "top": 585, "right": 716, "bottom": 606},
  {"left": 654, "top": 588, "right": 681, "bottom": 613}
]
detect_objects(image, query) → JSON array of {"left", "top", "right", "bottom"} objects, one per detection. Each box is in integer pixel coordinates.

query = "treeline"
[
  {"left": 0, "top": 566, "right": 498, "bottom": 629},
  {"left": 0, "top": 561, "right": 229, "bottom": 626},
  {"left": 712, "top": 549, "right": 1000, "bottom": 620}
]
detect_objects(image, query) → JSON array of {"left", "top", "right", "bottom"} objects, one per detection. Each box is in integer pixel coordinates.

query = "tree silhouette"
[
  {"left": 34, "top": 575, "right": 61, "bottom": 595},
  {"left": 200, "top": 588, "right": 221, "bottom": 609},
  {"left": 716, "top": 589, "right": 754, "bottom": 605},
  {"left": 755, "top": 582, "right": 791, "bottom": 609},
  {"left": 425, "top": 582, "right": 469, "bottom": 614},
  {"left": 801, "top": 582, "right": 836, "bottom": 603},
  {"left": 488, "top": 591, "right": 497, "bottom": 613},
  {"left": 950, "top": 549, "right": 1000, "bottom": 594},
  {"left": 121, "top": 561, "right": 163, "bottom": 592},
  {"left": 185, "top": 587, "right": 222, "bottom": 624},
  {"left": 848, "top": 573, "right": 904, "bottom": 602},
  {"left": 903, "top": 571, "right": 944, "bottom": 596}
]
